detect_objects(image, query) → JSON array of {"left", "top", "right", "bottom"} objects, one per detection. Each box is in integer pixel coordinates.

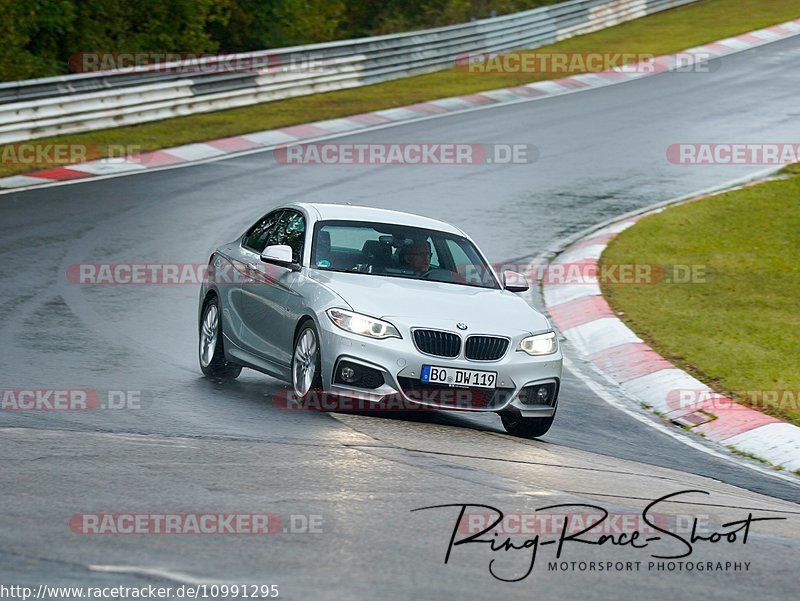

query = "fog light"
[
  {"left": 334, "top": 360, "right": 385, "bottom": 389},
  {"left": 536, "top": 386, "right": 549, "bottom": 403},
  {"left": 340, "top": 366, "right": 358, "bottom": 383},
  {"left": 518, "top": 382, "right": 557, "bottom": 406}
]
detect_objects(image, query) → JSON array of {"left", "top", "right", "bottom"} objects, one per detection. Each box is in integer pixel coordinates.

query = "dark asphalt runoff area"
[{"left": 1, "top": 35, "right": 799, "bottom": 600}]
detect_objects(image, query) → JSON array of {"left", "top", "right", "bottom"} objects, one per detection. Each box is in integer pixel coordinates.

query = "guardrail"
[{"left": 1, "top": 0, "right": 700, "bottom": 144}]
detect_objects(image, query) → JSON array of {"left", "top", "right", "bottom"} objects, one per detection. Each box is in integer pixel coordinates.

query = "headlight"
[
  {"left": 518, "top": 331, "right": 558, "bottom": 356},
  {"left": 326, "top": 308, "right": 401, "bottom": 340}
]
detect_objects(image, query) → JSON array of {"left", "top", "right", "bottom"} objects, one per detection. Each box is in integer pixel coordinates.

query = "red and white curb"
[
  {"left": 542, "top": 185, "right": 800, "bottom": 473},
  {"left": 2, "top": 18, "right": 800, "bottom": 191}
]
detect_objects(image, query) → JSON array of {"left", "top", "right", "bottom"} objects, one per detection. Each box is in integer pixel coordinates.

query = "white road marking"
[
  {"left": 543, "top": 281, "right": 602, "bottom": 305},
  {"left": 563, "top": 355, "right": 800, "bottom": 485},
  {"left": 562, "top": 318, "right": 643, "bottom": 354},
  {"left": 161, "top": 144, "right": 227, "bottom": 161},
  {"left": 88, "top": 565, "right": 220, "bottom": 585},
  {"left": 725, "top": 424, "right": 800, "bottom": 471}
]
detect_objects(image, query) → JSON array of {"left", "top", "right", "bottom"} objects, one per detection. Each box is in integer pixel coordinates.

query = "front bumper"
[{"left": 316, "top": 317, "right": 562, "bottom": 416}]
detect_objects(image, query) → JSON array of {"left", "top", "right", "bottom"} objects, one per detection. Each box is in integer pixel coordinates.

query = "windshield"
[{"left": 311, "top": 220, "right": 500, "bottom": 289}]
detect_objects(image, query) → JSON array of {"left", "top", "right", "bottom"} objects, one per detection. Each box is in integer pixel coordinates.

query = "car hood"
[{"left": 308, "top": 270, "right": 550, "bottom": 335}]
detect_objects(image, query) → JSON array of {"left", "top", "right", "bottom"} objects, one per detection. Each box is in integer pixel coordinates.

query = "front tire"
[
  {"left": 292, "top": 322, "right": 323, "bottom": 401},
  {"left": 199, "top": 295, "right": 242, "bottom": 381},
  {"left": 500, "top": 410, "right": 556, "bottom": 438}
]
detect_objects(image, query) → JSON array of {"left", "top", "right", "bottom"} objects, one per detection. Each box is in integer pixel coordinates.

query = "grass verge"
[
  {"left": 600, "top": 164, "right": 800, "bottom": 425},
  {"left": 2, "top": 0, "right": 800, "bottom": 178}
]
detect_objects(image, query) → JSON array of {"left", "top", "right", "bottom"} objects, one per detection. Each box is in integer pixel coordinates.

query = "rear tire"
[
  {"left": 199, "top": 295, "right": 242, "bottom": 381},
  {"left": 500, "top": 410, "right": 556, "bottom": 438}
]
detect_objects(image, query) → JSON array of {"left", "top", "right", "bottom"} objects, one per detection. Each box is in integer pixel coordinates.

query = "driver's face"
[{"left": 405, "top": 243, "right": 431, "bottom": 274}]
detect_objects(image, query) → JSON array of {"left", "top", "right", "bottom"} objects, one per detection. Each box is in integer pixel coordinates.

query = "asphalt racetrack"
[{"left": 1, "top": 35, "right": 799, "bottom": 600}]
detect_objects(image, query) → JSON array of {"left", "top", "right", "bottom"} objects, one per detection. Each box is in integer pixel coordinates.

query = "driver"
[{"left": 401, "top": 240, "right": 432, "bottom": 276}]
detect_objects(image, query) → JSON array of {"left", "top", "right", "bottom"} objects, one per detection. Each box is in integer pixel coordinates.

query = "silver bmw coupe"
[{"left": 198, "top": 203, "right": 563, "bottom": 437}]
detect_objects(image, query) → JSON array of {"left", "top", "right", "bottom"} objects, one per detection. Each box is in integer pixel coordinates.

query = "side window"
[
  {"left": 445, "top": 238, "right": 470, "bottom": 270},
  {"left": 270, "top": 211, "right": 306, "bottom": 264},
  {"left": 243, "top": 210, "right": 283, "bottom": 254},
  {"left": 427, "top": 236, "right": 440, "bottom": 268},
  {"left": 446, "top": 238, "right": 491, "bottom": 286}
]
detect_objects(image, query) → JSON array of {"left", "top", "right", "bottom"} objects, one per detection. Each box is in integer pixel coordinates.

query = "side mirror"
[
  {"left": 261, "top": 244, "right": 299, "bottom": 271},
  {"left": 503, "top": 270, "right": 529, "bottom": 293}
]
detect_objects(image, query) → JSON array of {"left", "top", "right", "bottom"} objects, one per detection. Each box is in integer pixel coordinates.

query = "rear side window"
[{"left": 243, "top": 210, "right": 284, "bottom": 253}]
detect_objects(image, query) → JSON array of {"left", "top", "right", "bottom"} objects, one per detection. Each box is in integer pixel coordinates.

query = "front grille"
[
  {"left": 398, "top": 377, "right": 512, "bottom": 410},
  {"left": 413, "top": 329, "right": 461, "bottom": 358},
  {"left": 465, "top": 336, "right": 509, "bottom": 361}
]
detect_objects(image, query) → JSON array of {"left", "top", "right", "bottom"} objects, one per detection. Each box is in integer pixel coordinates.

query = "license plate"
[{"left": 420, "top": 365, "right": 497, "bottom": 389}]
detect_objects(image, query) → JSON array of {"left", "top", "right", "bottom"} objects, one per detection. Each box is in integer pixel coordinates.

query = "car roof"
[{"left": 285, "top": 202, "right": 465, "bottom": 236}]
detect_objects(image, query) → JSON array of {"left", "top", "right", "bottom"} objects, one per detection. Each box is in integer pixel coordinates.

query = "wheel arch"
[{"left": 293, "top": 314, "right": 318, "bottom": 345}]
